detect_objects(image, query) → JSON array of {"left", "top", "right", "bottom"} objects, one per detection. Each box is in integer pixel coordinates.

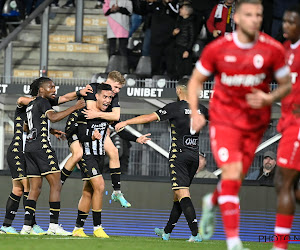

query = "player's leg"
[
  {"left": 72, "top": 181, "right": 91, "bottom": 237},
  {"left": 272, "top": 167, "right": 299, "bottom": 250},
  {"left": 154, "top": 192, "right": 182, "bottom": 240},
  {"left": 105, "top": 136, "right": 131, "bottom": 208},
  {"left": 89, "top": 175, "right": 109, "bottom": 238},
  {"left": 45, "top": 172, "right": 71, "bottom": 235},
  {"left": 20, "top": 176, "right": 43, "bottom": 234},
  {"left": 1, "top": 179, "right": 24, "bottom": 234},
  {"left": 61, "top": 140, "right": 83, "bottom": 185}
]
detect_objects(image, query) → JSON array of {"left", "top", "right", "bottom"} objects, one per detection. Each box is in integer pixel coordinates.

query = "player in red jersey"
[
  {"left": 188, "top": 0, "right": 291, "bottom": 249},
  {"left": 272, "top": 5, "right": 300, "bottom": 250}
]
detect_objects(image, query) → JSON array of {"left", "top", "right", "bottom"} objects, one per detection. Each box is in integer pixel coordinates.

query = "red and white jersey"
[
  {"left": 197, "top": 32, "right": 289, "bottom": 131},
  {"left": 277, "top": 39, "right": 300, "bottom": 132}
]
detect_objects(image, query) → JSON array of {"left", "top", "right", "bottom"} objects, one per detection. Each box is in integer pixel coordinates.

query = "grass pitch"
[{"left": 0, "top": 235, "right": 299, "bottom": 250}]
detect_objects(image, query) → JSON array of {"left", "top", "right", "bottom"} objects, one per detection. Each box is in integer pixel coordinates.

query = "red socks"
[{"left": 274, "top": 214, "right": 294, "bottom": 250}]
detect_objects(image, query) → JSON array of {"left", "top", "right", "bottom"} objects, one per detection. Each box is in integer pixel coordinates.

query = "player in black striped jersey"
[
  {"left": 72, "top": 83, "right": 112, "bottom": 238},
  {"left": 20, "top": 77, "right": 92, "bottom": 235},
  {"left": 61, "top": 71, "right": 150, "bottom": 208},
  {"left": 115, "top": 77, "right": 209, "bottom": 242}
]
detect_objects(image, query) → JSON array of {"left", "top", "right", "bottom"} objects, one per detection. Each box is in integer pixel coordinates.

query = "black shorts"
[
  {"left": 25, "top": 148, "right": 60, "bottom": 177},
  {"left": 67, "top": 133, "right": 79, "bottom": 147},
  {"left": 7, "top": 145, "right": 27, "bottom": 180},
  {"left": 169, "top": 149, "right": 199, "bottom": 190},
  {"left": 78, "top": 154, "right": 104, "bottom": 181}
]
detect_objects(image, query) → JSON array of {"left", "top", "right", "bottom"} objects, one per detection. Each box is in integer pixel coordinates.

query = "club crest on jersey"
[{"left": 253, "top": 54, "right": 264, "bottom": 69}]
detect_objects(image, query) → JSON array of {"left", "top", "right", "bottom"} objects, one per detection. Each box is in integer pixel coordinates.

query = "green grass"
[{"left": 0, "top": 235, "right": 298, "bottom": 250}]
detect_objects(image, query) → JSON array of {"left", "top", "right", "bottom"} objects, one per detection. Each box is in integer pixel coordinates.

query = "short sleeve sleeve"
[
  {"left": 272, "top": 44, "right": 290, "bottom": 79},
  {"left": 154, "top": 103, "right": 176, "bottom": 121},
  {"left": 84, "top": 83, "right": 98, "bottom": 101},
  {"left": 195, "top": 43, "right": 216, "bottom": 77},
  {"left": 38, "top": 98, "right": 54, "bottom": 115},
  {"left": 111, "top": 94, "right": 120, "bottom": 109},
  {"left": 48, "top": 97, "right": 59, "bottom": 106}
]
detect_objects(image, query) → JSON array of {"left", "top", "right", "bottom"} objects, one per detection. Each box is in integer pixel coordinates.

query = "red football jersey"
[
  {"left": 197, "top": 32, "right": 289, "bottom": 131},
  {"left": 277, "top": 39, "right": 300, "bottom": 132}
]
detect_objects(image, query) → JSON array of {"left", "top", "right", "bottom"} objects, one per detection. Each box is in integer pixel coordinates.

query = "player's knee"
[
  {"left": 107, "top": 145, "right": 119, "bottom": 159},
  {"left": 72, "top": 150, "right": 83, "bottom": 162},
  {"left": 12, "top": 186, "right": 23, "bottom": 197}
]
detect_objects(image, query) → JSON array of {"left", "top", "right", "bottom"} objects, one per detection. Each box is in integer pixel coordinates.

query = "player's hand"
[
  {"left": 79, "top": 84, "right": 93, "bottom": 96},
  {"left": 75, "top": 99, "right": 86, "bottom": 110},
  {"left": 115, "top": 121, "right": 127, "bottom": 132},
  {"left": 246, "top": 88, "right": 272, "bottom": 109},
  {"left": 92, "top": 129, "right": 102, "bottom": 140},
  {"left": 183, "top": 51, "right": 189, "bottom": 58},
  {"left": 136, "top": 133, "right": 151, "bottom": 144},
  {"left": 173, "top": 28, "right": 180, "bottom": 36},
  {"left": 82, "top": 108, "right": 100, "bottom": 119},
  {"left": 190, "top": 113, "right": 206, "bottom": 134},
  {"left": 50, "top": 129, "right": 67, "bottom": 141}
]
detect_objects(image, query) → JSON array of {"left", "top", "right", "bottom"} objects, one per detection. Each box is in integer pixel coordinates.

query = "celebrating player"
[
  {"left": 115, "top": 78, "right": 208, "bottom": 242},
  {"left": 187, "top": 0, "right": 291, "bottom": 249}
]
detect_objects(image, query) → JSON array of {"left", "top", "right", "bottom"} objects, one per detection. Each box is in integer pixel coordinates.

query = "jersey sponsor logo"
[
  {"left": 91, "top": 122, "right": 107, "bottom": 130},
  {"left": 183, "top": 135, "right": 199, "bottom": 149},
  {"left": 185, "top": 109, "right": 203, "bottom": 115},
  {"left": 253, "top": 54, "right": 264, "bottom": 69},
  {"left": 127, "top": 87, "right": 164, "bottom": 98},
  {"left": 224, "top": 55, "right": 237, "bottom": 62},
  {"left": 221, "top": 72, "right": 266, "bottom": 87},
  {"left": 218, "top": 147, "right": 229, "bottom": 162}
]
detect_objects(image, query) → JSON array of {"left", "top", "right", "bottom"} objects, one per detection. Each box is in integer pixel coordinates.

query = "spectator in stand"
[
  {"left": 191, "top": 0, "right": 218, "bottom": 43},
  {"left": 103, "top": 0, "right": 133, "bottom": 58},
  {"left": 172, "top": 2, "right": 194, "bottom": 79},
  {"left": 148, "top": 0, "right": 179, "bottom": 76},
  {"left": 246, "top": 151, "right": 277, "bottom": 186},
  {"left": 194, "top": 152, "right": 217, "bottom": 179},
  {"left": 61, "top": 0, "right": 75, "bottom": 8},
  {"left": 206, "top": 0, "right": 237, "bottom": 39}
]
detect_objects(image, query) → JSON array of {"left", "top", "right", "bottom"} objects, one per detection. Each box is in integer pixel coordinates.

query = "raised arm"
[
  {"left": 17, "top": 96, "right": 34, "bottom": 106},
  {"left": 115, "top": 113, "right": 158, "bottom": 132},
  {"left": 58, "top": 85, "right": 93, "bottom": 104}
]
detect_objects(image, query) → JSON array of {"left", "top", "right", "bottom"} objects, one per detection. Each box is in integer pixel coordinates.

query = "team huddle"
[{"left": 1, "top": 1, "right": 300, "bottom": 250}]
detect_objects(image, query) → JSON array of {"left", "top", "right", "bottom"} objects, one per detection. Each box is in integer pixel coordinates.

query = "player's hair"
[
  {"left": 97, "top": 83, "right": 112, "bottom": 93},
  {"left": 107, "top": 71, "right": 126, "bottom": 86},
  {"left": 286, "top": 4, "right": 300, "bottom": 17},
  {"left": 30, "top": 77, "right": 52, "bottom": 95},
  {"left": 236, "top": 0, "right": 262, "bottom": 11},
  {"left": 176, "top": 77, "right": 189, "bottom": 89}
]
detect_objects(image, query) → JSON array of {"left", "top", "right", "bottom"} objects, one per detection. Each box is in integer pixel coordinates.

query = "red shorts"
[
  {"left": 210, "top": 124, "right": 265, "bottom": 174},
  {"left": 277, "top": 126, "right": 300, "bottom": 171}
]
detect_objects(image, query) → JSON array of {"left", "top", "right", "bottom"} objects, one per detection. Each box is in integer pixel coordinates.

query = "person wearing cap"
[
  {"left": 246, "top": 151, "right": 277, "bottom": 185},
  {"left": 115, "top": 77, "right": 208, "bottom": 242},
  {"left": 194, "top": 152, "right": 217, "bottom": 179}
]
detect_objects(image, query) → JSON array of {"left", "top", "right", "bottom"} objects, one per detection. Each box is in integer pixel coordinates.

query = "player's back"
[{"left": 199, "top": 32, "right": 288, "bottom": 131}]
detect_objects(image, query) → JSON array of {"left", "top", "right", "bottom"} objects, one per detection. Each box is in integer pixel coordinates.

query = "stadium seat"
[
  {"left": 152, "top": 75, "right": 170, "bottom": 88},
  {"left": 105, "top": 55, "right": 128, "bottom": 74},
  {"left": 91, "top": 73, "right": 108, "bottom": 83},
  {"left": 124, "top": 74, "right": 138, "bottom": 87},
  {"left": 135, "top": 56, "right": 151, "bottom": 78}
]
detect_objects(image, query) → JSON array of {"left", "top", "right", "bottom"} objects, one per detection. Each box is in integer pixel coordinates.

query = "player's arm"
[
  {"left": 47, "top": 99, "right": 85, "bottom": 123},
  {"left": 17, "top": 96, "right": 34, "bottom": 106},
  {"left": 78, "top": 122, "right": 101, "bottom": 142},
  {"left": 83, "top": 106, "right": 120, "bottom": 121},
  {"left": 188, "top": 67, "right": 209, "bottom": 133},
  {"left": 58, "top": 85, "right": 93, "bottom": 104},
  {"left": 50, "top": 128, "right": 66, "bottom": 141},
  {"left": 246, "top": 73, "right": 291, "bottom": 109},
  {"left": 115, "top": 113, "right": 158, "bottom": 132}
]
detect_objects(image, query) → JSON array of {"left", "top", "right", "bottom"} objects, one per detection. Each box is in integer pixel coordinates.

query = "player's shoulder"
[
  {"left": 205, "top": 34, "right": 235, "bottom": 51},
  {"left": 257, "top": 32, "right": 284, "bottom": 51}
]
